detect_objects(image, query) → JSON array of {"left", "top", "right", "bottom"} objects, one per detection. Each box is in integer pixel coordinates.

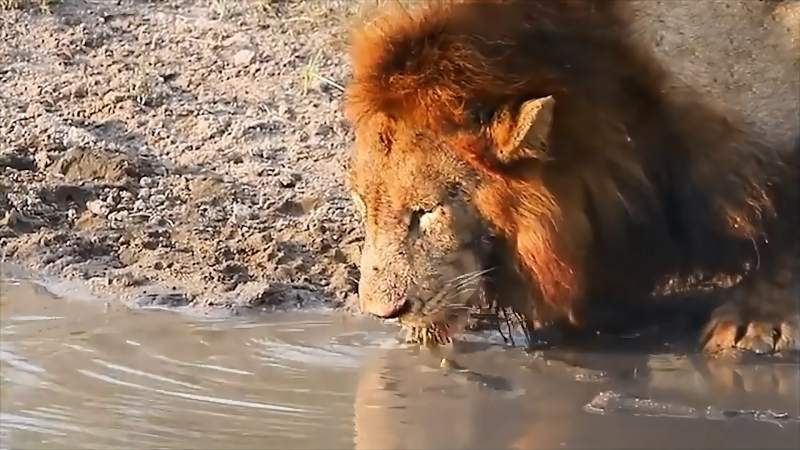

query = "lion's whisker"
[{"left": 446, "top": 267, "right": 495, "bottom": 285}]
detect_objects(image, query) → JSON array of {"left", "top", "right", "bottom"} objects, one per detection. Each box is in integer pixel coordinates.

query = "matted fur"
[{"left": 345, "top": 0, "right": 796, "bottom": 328}]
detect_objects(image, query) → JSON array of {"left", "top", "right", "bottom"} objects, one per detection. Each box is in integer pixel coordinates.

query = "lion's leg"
[{"left": 702, "top": 259, "right": 800, "bottom": 355}]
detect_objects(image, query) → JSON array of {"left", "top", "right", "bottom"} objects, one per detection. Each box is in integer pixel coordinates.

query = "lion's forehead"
[{"left": 349, "top": 127, "right": 467, "bottom": 206}]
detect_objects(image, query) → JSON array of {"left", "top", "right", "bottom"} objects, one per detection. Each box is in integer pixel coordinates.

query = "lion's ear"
[{"left": 489, "top": 96, "right": 555, "bottom": 163}]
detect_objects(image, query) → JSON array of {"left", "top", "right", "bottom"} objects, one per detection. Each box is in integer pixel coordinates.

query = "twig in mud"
[
  {"left": 284, "top": 16, "right": 314, "bottom": 23},
  {"left": 514, "top": 311, "right": 533, "bottom": 347},
  {"left": 312, "top": 73, "right": 345, "bottom": 92},
  {"left": 504, "top": 309, "right": 516, "bottom": 346},
  {"left": 494, "top": 307, "right": 510, "bottom": 344},
  {"left": 184, "top": 37, "right": 220, "bottom": 47},
  {"left": 258, "top": 104, "right": 291, "bottom": 124},
  {"left": 1, "top": 247, "right": 6, "bottom": 279}
]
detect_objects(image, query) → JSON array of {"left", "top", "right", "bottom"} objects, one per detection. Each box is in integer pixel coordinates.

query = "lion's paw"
[{"left": 702, "top": 308, "right": 800, "bottom": 355}]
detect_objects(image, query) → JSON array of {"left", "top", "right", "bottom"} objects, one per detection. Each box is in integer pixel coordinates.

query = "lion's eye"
[{"left": 409, "top": 207, "right": 438, "bottom": 235}]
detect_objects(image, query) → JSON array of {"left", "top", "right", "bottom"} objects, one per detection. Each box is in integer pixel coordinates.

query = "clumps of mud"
[
  {"left": 585, "top": 390, "right": 800, "bottom": 424},
  {"left": 0, "top": 0, "right": 368, "bottom": 314}
]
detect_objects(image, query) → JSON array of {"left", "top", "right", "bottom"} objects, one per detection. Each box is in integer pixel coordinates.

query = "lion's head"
[
  {"left": 347, "top": 100, "right": 581, "bottom": 344},
  {"left": 347, "top": 117, "right": 489, "bottom": 344},
  {"left": 343, "top": 2, "right": 612, "bottom": 344}
]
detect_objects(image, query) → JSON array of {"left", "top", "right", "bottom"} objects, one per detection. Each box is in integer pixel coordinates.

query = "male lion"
[{"left": 344, "top": 0, "right": 799, "bottom": 354}]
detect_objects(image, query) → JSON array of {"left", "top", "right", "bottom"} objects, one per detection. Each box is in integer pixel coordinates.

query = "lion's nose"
[
  {"left": 362, "top": 299, "right": 406, "bottom": 319},
  {"left": 357, "top": 254, "right": 407, "bottom": 319}
]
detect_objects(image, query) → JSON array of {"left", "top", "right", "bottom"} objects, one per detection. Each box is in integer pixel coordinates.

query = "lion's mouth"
[
  {"left": 384, "top": 267, "right": 494, "bottom": 347},
  {"left": 396, "top": 305, "right": 474, "bottom": 347}
]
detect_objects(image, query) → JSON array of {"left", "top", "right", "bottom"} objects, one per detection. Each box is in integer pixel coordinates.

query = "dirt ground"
[{"left": 1, "top": 0, "right": 376, "bottom": 314}]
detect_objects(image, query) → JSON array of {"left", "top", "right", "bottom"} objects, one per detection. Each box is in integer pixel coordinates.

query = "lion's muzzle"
[{"left": 357, "top": 240, "right": 411, "bottom": 319}]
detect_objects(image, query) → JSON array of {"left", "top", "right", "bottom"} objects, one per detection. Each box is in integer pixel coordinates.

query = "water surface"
[{"left": 1, "top": 274, "right": 798, "bottom": 449}]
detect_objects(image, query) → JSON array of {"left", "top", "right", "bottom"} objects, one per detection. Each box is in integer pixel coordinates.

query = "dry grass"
[
  {"left": 208, "top": 0, "right": 234, "bottom": 19},
  {"left": 299, "top": 49, "right": 345, "bottom": 96}
]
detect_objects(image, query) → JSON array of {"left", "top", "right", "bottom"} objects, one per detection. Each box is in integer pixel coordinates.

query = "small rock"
[
  {"left": 134, "top": 290, "right": 192, "bottom": 309},
  {"left": 243, "top": 231, "right": 273, "bottom": 250},
  {"left": 86, "top": 199, "right": 110, "bottom": 217},
  {"left": 62, "top": 127, "right": 96, "bottom": 147},
  {"left": 278, "top": 173, "right": 298, "bottom": 188},
  {"left": 230, "top": 203, "right": 253, "bottom": 224},
  {"left": 104, "top": 190, "right": 120, "bottom": 206},
  {"left": 233, "top": 49, "right": 256, "bottom": 67},
  {"left": 110, "top": 272, "right": 143, "bottom": 288},
  {"left": 102, "top": 91, "right": 128, "bottom": 106},
  {"left": 150, "top": 194, "right": 166, "bottom": 205},
  {"left": 34, "top": 151, "right": 51, "bottom": 171},
  {"left": 51, "top": 147, "right": 136, "bottom": 183},
  {"left": 26, "top": 102, "right": 46, "bottom": 117},
  {"left": 108, "top": 210, "right": 129, "bottom": 223},
  {"left": 66, "top": 82, "right": 88, "bottom": 99}
]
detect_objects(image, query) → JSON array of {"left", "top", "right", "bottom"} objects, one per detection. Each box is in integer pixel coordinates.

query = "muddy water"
[{"left": 1, "top": 274, "right": 799, "bottom": 450}]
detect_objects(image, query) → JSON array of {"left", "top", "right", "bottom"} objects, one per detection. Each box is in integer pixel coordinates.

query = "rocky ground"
[{"left": 1, "top": 0, "right": 378, "bottom": 314}]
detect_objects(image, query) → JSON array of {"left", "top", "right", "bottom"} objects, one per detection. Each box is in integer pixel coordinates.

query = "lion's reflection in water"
[{"left": 351, "top": 342, "right": 800, "bottom": 450}]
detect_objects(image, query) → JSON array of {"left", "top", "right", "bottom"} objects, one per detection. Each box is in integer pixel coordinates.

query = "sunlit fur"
[{"left": 345, "top": 0, "right": 798, "bottom": 343}]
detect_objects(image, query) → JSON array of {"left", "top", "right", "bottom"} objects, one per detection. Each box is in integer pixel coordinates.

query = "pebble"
[
  {"left": 233, "top": 49, "right": 256, "bottom": 67},
  {"left": 69, "top": 82, "right": 88, "bottom": 99},
  {"left": 230, "top": 203, "right": 253, "bottom": 224},
  {"left": 86, "top": 199, "right": 110, "bottom": 217},
  {"left": 150, "top": 194, "right": 166, "bottom": 205},
  {"left": 278, "top": 173, "right": 297, "bottom": 188},
  {"left": 34, "top": 151, "right": 51, "bottom": 171}
]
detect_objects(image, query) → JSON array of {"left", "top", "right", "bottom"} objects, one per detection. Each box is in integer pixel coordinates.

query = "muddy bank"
[{"left": 1, "top": 0, "right": 373, "bottom": 313}]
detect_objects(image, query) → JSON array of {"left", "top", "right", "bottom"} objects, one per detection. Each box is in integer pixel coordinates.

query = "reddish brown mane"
[
  {"left": 345, "top": 1, "right": 636, "bottom": 131},
  {"left": 345, "top": 0, "right": 788, "bottom": 321}
]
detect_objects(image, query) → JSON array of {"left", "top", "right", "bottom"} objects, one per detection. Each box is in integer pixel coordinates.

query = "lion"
[{"left": 343, "top": 0, "right": 799, "bottom": 354}]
